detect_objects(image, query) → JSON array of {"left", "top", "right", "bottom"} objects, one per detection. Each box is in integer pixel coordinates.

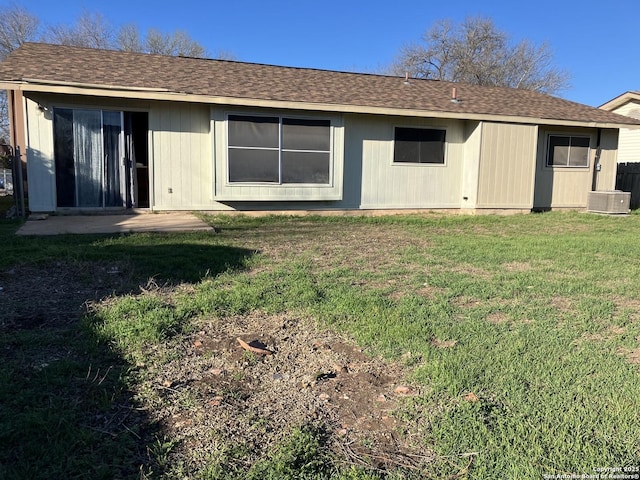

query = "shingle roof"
[{"left": 1, "top": 42, "right": 638, "bottom": 127}]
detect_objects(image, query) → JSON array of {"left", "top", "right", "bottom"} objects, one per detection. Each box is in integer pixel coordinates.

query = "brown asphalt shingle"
[{"left": 0, "top": 42, "right": 638, "bottom": 127}]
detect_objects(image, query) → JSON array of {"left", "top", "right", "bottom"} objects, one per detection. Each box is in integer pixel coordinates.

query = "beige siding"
[
  {"left": 151, "top": 102, "right": 212, "bottom": 209},
  {"left": 476, "top": 122, "right": 537, "bottom": 208},
  {"left": 24, "top": 96, "right": 56, "bottom": 212},
  {"left": 461, "top": 121, "right": 482, "bottom": 209},
  {"left": 347, "top": 114, "right": 465, "bottom": 209},
  {"left": 595, "top": 129, "right": 619, "bottom": 191},
  {"left": 611, "top": 101, "right": 640, "bottom": 163},
  {"left": 533, "top": 127, "right": 598, "bottom": 208}
]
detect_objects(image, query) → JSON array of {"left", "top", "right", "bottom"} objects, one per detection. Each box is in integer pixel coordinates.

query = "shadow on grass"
[{"left": 0, "top": 230, "right": 255, "bottom": 479}]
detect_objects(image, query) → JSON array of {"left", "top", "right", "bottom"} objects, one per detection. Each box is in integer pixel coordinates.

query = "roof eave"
[
  {"left": 600, "top": 91, "right": 640, "bottom": 111},
  {"left": 3, "top": 80, "right": 638, "bottom": 130}
]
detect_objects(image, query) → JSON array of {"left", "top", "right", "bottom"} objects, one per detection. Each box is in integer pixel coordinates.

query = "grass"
[{"left": 1, "top": 211, "right": 640, "bottom": 478}]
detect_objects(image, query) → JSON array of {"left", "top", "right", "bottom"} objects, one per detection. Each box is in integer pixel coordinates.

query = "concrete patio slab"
[{"left": 16, "top": 212, "right": 214, "bottom": 236}]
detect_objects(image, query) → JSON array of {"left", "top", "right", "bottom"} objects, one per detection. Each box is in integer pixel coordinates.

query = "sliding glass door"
[{"left": 54, "top": 108, "right": 125, "bottom": 208}]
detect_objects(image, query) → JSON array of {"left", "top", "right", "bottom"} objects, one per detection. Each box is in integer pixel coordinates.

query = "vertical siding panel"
[
  {"left": 596, "top": 129, "right": 619, "bottom": 190},
  {"left": 151, "top": 103, "right": 211, "bottom": 210},
  {"left": 477, "top": 123, "right": 536, "bottom": 208},
  {"left": 24, "top": 97, "right": 56, "bottom": 211}
]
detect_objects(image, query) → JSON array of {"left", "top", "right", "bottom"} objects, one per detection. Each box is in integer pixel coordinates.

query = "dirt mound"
[{"left": 148, "top": 311, "right": 431, "bottom": 472}]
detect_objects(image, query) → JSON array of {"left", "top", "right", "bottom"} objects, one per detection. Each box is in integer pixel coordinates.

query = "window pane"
[
  {"left": 548, "top": 136, "right": 570, "bottom": 166},
  {"left": 73, "top": 109, "right": 103, "bottom": 207},
  {"left": 229, "top": 148, "right": 279, "bottom": 182},
  {"left": 568, "top": 137, "right": 590, "bottom": 166},
  {"left": 102, "top": 111, "right": 123, "bottom": 207},
  {"left": 228, "top": 115, "right": 279, "bottom": 148},
  {"left": 282, "top": 151, "right": 330, "bottom": 183},
  {"left": 54, "top": 109, "right": 76, "bottom": 207},
  {"left": 282, "top": 118, "right": 330, "bottom": 151},
  {"left": 394, "top": 127, "right": 445, "bottom": 164},
  {"left": 568, "top": 146, "right": 589, "bottom": 166}
]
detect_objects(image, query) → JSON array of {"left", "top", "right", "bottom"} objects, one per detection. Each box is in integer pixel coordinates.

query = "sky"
[{"left": 8, "top": 0, "right": 640, "bottom": 107}]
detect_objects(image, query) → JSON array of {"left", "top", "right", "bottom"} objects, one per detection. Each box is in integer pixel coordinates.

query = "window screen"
[
  {"left": 547, "top": 135, "right": 590, "bottom": 167},
  {"left": 394, "top": 127, "right": 446, "bottom": 164},
  {"left": 228, "top": 115, "right": 331, "bottom": 184}
]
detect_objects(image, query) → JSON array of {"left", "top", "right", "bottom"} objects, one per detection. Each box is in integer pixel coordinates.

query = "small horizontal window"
[
  {"left": 394, "top": 127, "right": 446, "bottom": 164},
  {"left": 547, "top": 135, "right": 590, "bottom": 167},
  {"left": 228, "top": 115, "right": 331, "bottom": 184}
]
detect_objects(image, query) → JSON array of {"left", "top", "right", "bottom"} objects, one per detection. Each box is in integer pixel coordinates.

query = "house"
[
  {"left": 1, "top": 42, "right": 639, "bottom": 214},
  {"left": 600, "top": 92, "right": 640, "bottom": 164}
]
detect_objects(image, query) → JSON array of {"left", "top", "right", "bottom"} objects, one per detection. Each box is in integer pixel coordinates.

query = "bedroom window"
[
  {"left": 546, "top": 135, "right": 590, "bottom": 167},
  {"left": 393, "top": 127, "right": 446, "bottom": 164},
  {"left": 227, "top": 114, "right": 331, "bottom": 184}
]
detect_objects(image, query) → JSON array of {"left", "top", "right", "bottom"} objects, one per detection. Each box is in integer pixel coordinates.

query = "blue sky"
[{"left": 9, "top": 0, "right": 639, "bottom": 106}]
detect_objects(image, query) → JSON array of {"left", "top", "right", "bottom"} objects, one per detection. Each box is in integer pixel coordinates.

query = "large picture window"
[
  {"left": 393, "top": 127, "right": 446, "bottom": 164},
  {"left": 546, "top": 135, "right": 590, "bottom": 167},
  {"left": 228, "top": 114, "right": 331, "bottom": 184}
]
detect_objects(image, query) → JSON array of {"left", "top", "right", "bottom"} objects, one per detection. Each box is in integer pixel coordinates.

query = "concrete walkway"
[{"left": 16, "top": 212, "right": 214, "bottom": 236}]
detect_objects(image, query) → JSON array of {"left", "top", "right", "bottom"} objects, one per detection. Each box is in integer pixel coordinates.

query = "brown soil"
[{"left": 142, "top": 309, "right": 432, "bottom": 472}]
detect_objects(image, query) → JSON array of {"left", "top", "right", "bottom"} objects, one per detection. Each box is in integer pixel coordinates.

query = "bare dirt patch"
[
  {"left": 485, "top": 312, "right": 508, "bottom": 324},
  {"left": 551, "top": 296, "right": 574, "bottom": 315},
  {"left": 502, "top": 261, "right": 532, "bottom": 272},
  {"left": 141, "top": 311, "right": 431, "bottom": 472},
  {"left": 2, "top": 260, "right": 432, "bottom": 474}
]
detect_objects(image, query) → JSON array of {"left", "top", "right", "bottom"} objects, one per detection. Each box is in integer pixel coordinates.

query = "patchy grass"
[{"left": 2, "top": 211, "right": 640, "bottom": 478}]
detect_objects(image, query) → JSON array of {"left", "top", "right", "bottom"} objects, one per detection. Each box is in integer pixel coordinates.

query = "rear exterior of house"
[{"left": 1, "top": 43, "right": 638, "bottom": 215}]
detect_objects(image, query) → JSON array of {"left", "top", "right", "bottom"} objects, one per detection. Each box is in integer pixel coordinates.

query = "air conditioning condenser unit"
[{"left": 587, "top": 190, "right": 631, "bottom": 214}]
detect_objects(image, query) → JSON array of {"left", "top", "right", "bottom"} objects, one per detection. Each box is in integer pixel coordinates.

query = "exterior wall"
[
  {"left": 21, "top": 93, "right": 214, "bottom": 212},
  {"left": 18, "top": 92, "right": 621, "bottom": 213},
  {"left": 476, "top": 122, "right": 538, "bottom": 209},
  {"left": 24, "top": 96, "right": 56, "bottom": 212},
  {"left": 533, "top": 126, "right": 603, "bottom": 209},
  {"left": 151, "top": 102, "right": 212, "bottom": 210},
  {"left": 610, "top": 101, "right": 640, "bottom": 164},
  {"left": 347, "top": 114, "right": 466, "bottom": 209},
  {"left": 461, "top": 121, "right": 482, "bottom": 209},
  {"left": 595, "top": 129, "right": 619, "bottom": 190}
]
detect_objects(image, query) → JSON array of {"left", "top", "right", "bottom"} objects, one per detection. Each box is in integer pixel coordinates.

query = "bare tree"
[
  {"left": 46, "top": 11, "right": 209, "bottom": 58},
  {"left": 0, "top": 6, "right": 228, "bottom": 140},
  {"left": 0, "top": 4, "right": 40, "bottom": 61},
  {"left": 143, "top": 28, "right": 206, "bottom": 57},
  {"left": 117, "top": 23, "right": 143, "bottom": 52},
  {"left": 390, "top": 17, "right": 569, "bottom": 95},
  {"left": 46, "top": 11, "right": 114, "bottom": 49},
  {"left": 0, "top": 4, "right": 41, "bottom": 142}
]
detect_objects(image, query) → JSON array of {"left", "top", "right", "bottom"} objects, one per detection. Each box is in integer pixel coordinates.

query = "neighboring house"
[
  {"left": 1, "top": 42, "right": 639, "bottom": 214},
  {"left": 600, "top": 92, "right": 640, "bottom": 164}
]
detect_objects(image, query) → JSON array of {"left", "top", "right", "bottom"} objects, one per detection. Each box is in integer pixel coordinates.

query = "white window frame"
[
  {"left": 392, "top": 125, "right": 448, "bottom": 166},
  {"left": 545, "top": 133, "right": 591, "bottom": 168},
  {"left": 226, "top": 113, "right": 333, "bottom": 185}
]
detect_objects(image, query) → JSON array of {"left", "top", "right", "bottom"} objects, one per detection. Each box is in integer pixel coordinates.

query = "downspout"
[{"left": 591, "top": 128, "right": 602, "bottom": 192}]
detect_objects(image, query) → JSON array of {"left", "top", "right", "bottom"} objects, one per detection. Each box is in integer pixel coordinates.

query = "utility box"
[{"left": 587, "top": 190, "right": 631, "bottom": 214}]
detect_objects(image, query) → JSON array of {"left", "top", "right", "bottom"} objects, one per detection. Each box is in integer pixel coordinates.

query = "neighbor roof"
[
  {"left": 1, "top": 42, "right": 638, "bottom": 128},
  {"left": 600, "top": 91, "right": 640, "bottom": 111}
]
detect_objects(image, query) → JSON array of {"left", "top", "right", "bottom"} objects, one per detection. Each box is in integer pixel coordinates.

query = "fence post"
[{"left": 12, "top": 146, "right": 25, "bottom": 218}]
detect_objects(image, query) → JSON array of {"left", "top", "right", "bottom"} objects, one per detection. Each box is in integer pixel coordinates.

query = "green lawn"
[{"left": 1, "top": 211, "right": 639, "bottom": 479}]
